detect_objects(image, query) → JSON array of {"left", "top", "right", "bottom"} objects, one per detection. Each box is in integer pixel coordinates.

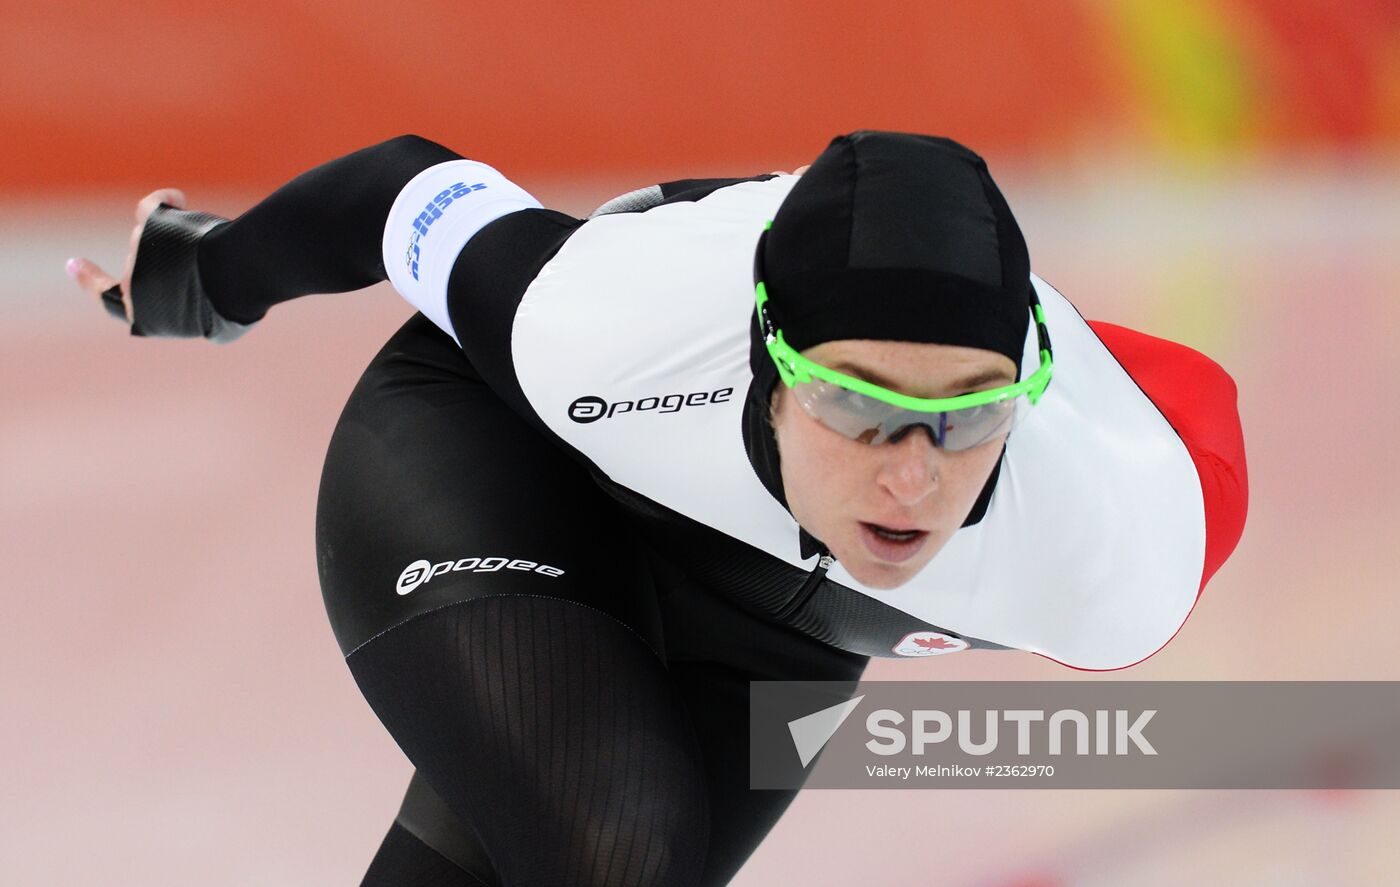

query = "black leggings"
[{"left": 315, "top": 313, "right": 868, "bottom": 886}]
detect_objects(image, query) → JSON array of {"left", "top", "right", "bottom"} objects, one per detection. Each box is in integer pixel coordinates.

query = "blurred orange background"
[
  {"left": 3, "top": 1, "right": 1399, "bottom": 885},
  {"left": 5, "top": 0, "right": 1398, "bottom": 193}
]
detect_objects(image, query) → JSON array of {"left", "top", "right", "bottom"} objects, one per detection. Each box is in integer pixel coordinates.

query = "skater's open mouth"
[{"left": 859, "top": 522, "right": 930, "bottom": 563}]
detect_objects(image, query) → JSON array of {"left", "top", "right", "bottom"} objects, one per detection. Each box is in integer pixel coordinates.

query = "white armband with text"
[{"left": 382, "top": 159, "right": 543, "bottom": 346}]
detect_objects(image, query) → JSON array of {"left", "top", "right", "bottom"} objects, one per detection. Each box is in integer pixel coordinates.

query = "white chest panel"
[{"left": 510, "top": 177, "right": 1206, "bottom": 670}]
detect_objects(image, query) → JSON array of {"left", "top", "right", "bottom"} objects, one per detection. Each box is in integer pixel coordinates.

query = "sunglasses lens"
[
  {"left": 792, "top": 381, "right": 892, "bottom": 441},
  {"left": 792, "top": 381, "right": 1028, "bottom": 450}
]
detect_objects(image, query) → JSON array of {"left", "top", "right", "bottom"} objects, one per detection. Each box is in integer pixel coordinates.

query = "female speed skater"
[{"left": 68, "top": 130, "right": 1248, "bottom": 886}]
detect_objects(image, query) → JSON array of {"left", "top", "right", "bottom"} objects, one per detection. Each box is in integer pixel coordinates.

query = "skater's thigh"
[{"left": 319, "top": 314, "right": 709, "bottom": 885}]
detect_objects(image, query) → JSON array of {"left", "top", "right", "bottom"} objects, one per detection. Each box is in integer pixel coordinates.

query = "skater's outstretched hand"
[
  {"left": 65, "top": 187, "right": 254, "bottom": 343},
  {"left": 66, "top": 188, "right": 188, "bottom": 322}
]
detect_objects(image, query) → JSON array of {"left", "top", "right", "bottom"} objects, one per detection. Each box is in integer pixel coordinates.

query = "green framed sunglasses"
[{"left": 754, "top": 220, "right": 1055, "bottom": 449}]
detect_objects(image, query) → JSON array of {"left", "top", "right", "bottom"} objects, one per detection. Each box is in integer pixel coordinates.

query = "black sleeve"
[{"left": 196, "top": 134, "right": 466, "bottom": 325}]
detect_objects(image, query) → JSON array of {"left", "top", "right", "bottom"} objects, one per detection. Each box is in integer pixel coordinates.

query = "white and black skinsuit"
[{"left": 121, "top": 133, "right": 1248, "bottom": 886}]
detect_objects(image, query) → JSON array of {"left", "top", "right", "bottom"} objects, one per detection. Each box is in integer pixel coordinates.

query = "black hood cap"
[{"left": 742, "top": 130, "right": 1028, "bottom": 558}]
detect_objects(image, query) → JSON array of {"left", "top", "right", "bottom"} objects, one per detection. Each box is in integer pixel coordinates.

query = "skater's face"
[{"left": 771, "top": 339, "right": 1016, "bottom": 590}]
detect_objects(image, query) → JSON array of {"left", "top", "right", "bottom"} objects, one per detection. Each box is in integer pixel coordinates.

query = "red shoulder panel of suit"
[{"left": 1086, "top": 320, "right": 1249, "bottom": 592}]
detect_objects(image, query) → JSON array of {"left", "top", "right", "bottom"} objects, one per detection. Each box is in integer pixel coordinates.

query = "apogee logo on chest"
[{"left": 567, "top": 386, "right": 734, "bottom": 423}]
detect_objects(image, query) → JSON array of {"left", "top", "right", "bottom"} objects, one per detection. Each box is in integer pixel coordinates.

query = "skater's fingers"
[
  {"left": 135, "top": 188, "right": 186, "bottom": 225},
  {"left": 65, "top": 257, "right": 123, "bottom": 312}
]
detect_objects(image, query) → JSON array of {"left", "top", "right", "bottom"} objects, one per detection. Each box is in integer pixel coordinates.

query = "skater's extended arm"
[
  {"left": 68, "top": 136, "right": 806, "bottom": 344},
  {"left": 67, "top": 134, "right": 511, "bottom": 340},
  {"left": 198, "top": 135, "right": 466, "bottom": 325}
]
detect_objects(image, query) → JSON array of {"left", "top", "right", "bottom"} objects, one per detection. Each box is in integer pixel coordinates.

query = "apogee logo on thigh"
[{"left": 396, "top": 556, "right": 566, "bottom": 595}]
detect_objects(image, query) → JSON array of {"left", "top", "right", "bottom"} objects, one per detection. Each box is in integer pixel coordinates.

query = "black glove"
[{"left": 102, "top": 204, "right": 257, "bottom": 344}]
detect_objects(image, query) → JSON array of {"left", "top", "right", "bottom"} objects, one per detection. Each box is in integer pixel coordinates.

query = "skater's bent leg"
[
  {"left": 317, "top": 314, "right": 709, "bottom": 884},
  {"left": 346, "top": 595, "right": 709, "bottom": 886}
]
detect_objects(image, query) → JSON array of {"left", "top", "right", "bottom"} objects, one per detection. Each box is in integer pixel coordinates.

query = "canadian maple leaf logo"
[
  {"left": 913, "top": 635, "right": 959, "bottom": 651},
  {"left": 892, "top": 631, "right": 967, "bottom": 656}
]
